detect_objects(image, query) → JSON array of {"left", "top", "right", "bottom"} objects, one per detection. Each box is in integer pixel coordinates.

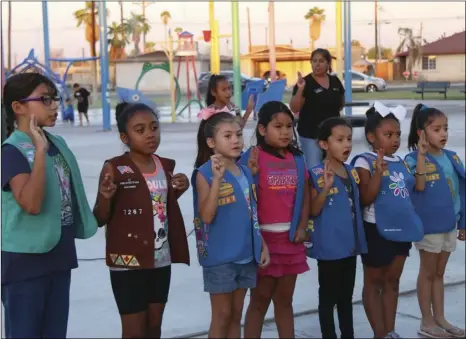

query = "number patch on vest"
[
  {"left": 123, "top": 209, "right": 143, "bottom": 215},
  {"left": 218, "top": 195, "right": 236, "bottom": 206},
  {"left": 219, "top": 182, "right": 234, "bottom": 197},
  {"left": 426, "top": 174, "right": 440, "bottom": 181}
]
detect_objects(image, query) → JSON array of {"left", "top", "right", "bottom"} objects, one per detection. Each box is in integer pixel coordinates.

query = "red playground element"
[
  {"left": 202, "top": 30, "right": 212, "bottom": 43},
  {"left": 175, "top": 31, "right": 200, "bottom": 116}
]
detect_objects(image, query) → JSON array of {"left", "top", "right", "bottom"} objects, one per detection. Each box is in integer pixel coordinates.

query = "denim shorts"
[{"left": 203, "top": 261, "right": 257, "bottom": 294}]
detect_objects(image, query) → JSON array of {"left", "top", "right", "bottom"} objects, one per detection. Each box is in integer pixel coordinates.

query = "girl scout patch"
[
  {"left": 351, "top": 169, "right": 360, "bottom": 184},
  {"left": 251, "top": 184, "right": 258, "bottom": 201}
]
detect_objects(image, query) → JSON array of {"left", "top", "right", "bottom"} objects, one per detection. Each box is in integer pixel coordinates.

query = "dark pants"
[
  {"left": 1, "top": 270, "right": 71, "bottom": 338},
  {"left": 317, "top": 256, "right": 357, "bottom": 339}
]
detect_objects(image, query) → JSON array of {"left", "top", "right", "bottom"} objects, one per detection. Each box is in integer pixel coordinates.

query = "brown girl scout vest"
[{"left": 104, "top": 153, "right": 190, "bottom": 269}]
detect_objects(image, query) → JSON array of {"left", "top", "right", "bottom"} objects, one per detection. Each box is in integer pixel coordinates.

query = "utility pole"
[
  {"left": 268, "top": 0, "right": 277, "bottom": 82},
  {"left": 7, "top": 1, "right": 11, "bottom": 70},
  {"left": 265, "top": 27, "right": 268, "bottom": 45},
  {"left": 419, "top": 22, "right": 424, "bottom": 61},
  {"left": 374, "top": 0, "right": 378, "bottom": 75},
  {"left": 247, "top": 7, "right": 252, "bottom": 53}
]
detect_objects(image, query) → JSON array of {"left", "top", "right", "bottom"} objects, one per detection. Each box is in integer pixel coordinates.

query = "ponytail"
[{"left": 407, "top": 103, "right": 445, "bottom": 151}]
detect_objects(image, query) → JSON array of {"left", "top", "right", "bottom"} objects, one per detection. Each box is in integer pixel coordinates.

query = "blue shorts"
[{"left": 203, "top": 261, "right": 257, "bottom": 294}]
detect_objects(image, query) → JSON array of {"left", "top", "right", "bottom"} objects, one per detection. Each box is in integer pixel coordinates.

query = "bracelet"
[{"left": 415, "top": 171, "right": 426, "bottom": 176}]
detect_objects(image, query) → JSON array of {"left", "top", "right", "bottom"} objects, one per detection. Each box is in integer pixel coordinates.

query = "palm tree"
[
  {"left": 396, "top": 27, "right": 426, "bottom": 80},
  {"left": 160, "top": 10, "right": 172, "bottom": 42},
  {"left": 174, "top": 27, "right": 183, "bottom": 38},
  {"left": 127, "top": 12, "right": 151, "bottom": 56},
  {"left": 144, "top": 42, "right": 156, "bottom": 53},
  {"left": 74, "top": 1, "right": 102, "bottom": 96},
  {"left": 304, "top": 7, "right": 326, "bottom": 51},
  {"left": 118, "top": 1, "right": 125, "bottom": 40},
  {"left": 108, "top": 22, "right": 130, "bottom": 61}
]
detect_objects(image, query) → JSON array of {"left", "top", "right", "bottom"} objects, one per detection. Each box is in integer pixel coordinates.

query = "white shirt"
[{"left": 353, "top": 152, "right": 402, "bottom": 223}]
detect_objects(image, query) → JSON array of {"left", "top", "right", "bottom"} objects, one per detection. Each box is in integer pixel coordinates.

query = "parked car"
[
  {"left": 332, "top": 70, "right": 387, "bottom": 92},
  {"left": 197, "top": 71, "right": 266, "bottom": 96}
]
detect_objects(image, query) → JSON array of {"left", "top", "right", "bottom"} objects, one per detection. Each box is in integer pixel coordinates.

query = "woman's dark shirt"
[{"left": 292, "top": 74, "right": 345, "bottom": 139}]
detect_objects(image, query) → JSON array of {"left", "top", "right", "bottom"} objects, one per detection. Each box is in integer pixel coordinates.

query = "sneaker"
[{"left": 388, "top": 332, "right": 401, "bottom": 338}]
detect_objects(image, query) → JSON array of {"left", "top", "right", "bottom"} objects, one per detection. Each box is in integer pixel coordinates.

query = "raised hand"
[
  {"left": 99, "top": 171, "right": 117, "bottom": 200},
  {"left": 418, "top": 130, "right": 429, "bottom": 155},
  {"left": 247, "top": 146, "right": 259, "bottom": 176},
  {"left": 375, "top": 148, "right": 388, "bottom": 175},
  {"left": 247, "top": 95, "right": 255, "bottom": 113},
  {"left": 323, "top": 161, "right": 334, "bottom": 190},
  {"left": 172, "top": 173, "right": 189, "bottom": 192},
  {"left": 30, "top": 115, "right": 48, "bottom": 152},
  {"left": 296, "top": 71, "right": 305, "bottom": 89},
  {"left": 211, "top": 154, "right": 226, "bottom": 179}
]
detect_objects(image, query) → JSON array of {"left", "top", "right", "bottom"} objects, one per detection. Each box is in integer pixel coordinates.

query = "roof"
[
  {"left": 178, "top": 31, "right": 194, "bottom": 37},
  {"left": 113, "top": 50, "right": 232, "bottom": 64},
  {"left": 396, "top": 31, "right": 465, "bottom": 57}
]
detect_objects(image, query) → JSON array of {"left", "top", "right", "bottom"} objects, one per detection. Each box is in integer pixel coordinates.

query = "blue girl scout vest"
[
  {"left": 405, "top": 150, "right": 465, "bottom": 234},
  {"left": 350, "top": 153, "right": 423, "bottom": 242},
  {"left": 238, "top": 147, "right": 306, "bottom": 242},
  {"left": 308, "top": 163, "right": 368, "bottom": 260},
  {"left": 191, "top": 161, "right": 262, "bottom": 268}
]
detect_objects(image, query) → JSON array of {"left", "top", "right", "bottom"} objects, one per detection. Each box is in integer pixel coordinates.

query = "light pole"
[
  {"left": 343, "top": 1, "right": 352, "bottom": 116},
  {"left": 98, "top": 0, "right": 111, "bottom": 131},
  {"left": 231, "top": 1, "right": 241, "bottom": 109},
  {"left": 335, "top": 1, "right": 343, "bottom": 80},
  {"left": 42, "top": 1, "right": 51, "bottom": 69},
  {"left": 268, "top": 0, "right": 277, "bottom": 81}
]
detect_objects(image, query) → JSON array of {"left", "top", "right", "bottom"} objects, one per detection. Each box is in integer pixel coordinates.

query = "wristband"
[{"left": 415, "top": 171, "right": 426, "bottom": 176}]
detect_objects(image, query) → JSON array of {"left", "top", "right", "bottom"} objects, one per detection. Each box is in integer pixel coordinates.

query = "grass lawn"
[{"left": 89, "top": 89, "right": 465, "bottom": 110}]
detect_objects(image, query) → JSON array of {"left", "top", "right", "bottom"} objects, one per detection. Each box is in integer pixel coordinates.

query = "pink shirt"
[{"left": 257, "top": 148, "right": 308, "bottom": 225}]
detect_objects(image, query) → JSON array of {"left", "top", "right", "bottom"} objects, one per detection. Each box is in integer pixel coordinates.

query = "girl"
[
  {"left": 203, "top": 74, "right": 255, "bottom": 128},
  {"left": 309, "top": 117, "right": 368, "bottom": 339},
  {"left": 63, "top": 98, "right": 75, "bottom": 125},
  {"left": 240, "top": 101, "right": 310, "bottom": 339},
  {"left": 405, "top": 104, "right": 465, "bottom": 338},
  {"left": 350, "top": 102, "right": 425, "bottom": 339},
  {"left": 1, "top": 72, "right": 97, "bottom": 338},
  {"left": 93, "top": 102, "right": 190, "bottom": 338},
  {"left": 192, "top": 110, "right": 270, "bottom": 339}
]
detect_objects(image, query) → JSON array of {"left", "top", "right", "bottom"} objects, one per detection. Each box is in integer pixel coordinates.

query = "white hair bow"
[{"left": 373, "top": 101, "right": 407, "bottom": 122}]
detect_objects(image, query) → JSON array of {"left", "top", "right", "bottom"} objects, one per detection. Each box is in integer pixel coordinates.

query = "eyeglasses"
[{"left": 19, "top": 95, "right": 62, "bottom": 106}]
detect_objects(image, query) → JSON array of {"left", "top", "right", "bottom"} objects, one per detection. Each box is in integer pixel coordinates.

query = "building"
[
  {"left": 395, "top": 31, "right": 465, "bottom": 82},
  {"left": 114, "top": 49, "right": 232, "bottom": 93}
]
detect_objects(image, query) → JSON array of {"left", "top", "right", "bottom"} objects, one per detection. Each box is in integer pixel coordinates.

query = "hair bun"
[
  {"left": 365, "top": 106, "right": 377, "bottom": 117},
  {"left": 115, "top": 102, "right": 129, "bottom": 121}
]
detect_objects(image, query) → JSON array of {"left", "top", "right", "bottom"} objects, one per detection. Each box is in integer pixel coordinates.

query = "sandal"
[
  {"left": 418, "top": 326, "right": 450, "bottom": 338},
  {"left": 440, "top": 326, "right": 465, "bottom": 338}
]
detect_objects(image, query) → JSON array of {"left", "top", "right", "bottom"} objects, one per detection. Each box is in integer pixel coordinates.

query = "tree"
[
  {"left": 127, "top": 12, "right": 151, "bottom": 56},
  {"left": 174, "top": 27, "right": 183, "bottom": 38},
  {"left": 160, "top": 10, "right": 172, "bottom": 42},
  {"left": 118, "top": 1, "right": 125, "bottom": 40},
  {"left": 74, "top": 1, "right": 103, "bottom": 95},
  {"left": 304, "top": 7, "right": 325, "bottom": 51},
  {"left": 144, "top": 42, "right": 156, "bottom": 53},
  {"left": 108, "top": 22, "right": 130, "bottom": 61},
  {"left": 367, "top": 46, "right": 393, "bottom": 60},
  {"left": 396, "top": 27, "right": 427, "bottom": 79}
]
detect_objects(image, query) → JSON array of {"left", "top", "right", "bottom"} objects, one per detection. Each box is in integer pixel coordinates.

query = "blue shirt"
[
  {"left": 406, "top": 152, "right": 462, "bottom": 221},
  {"left": 1, "top": 142, "right": 78, "bottom": 284},
  {"left": 232, "top": 168, "right": 254, "bottom": 264}
]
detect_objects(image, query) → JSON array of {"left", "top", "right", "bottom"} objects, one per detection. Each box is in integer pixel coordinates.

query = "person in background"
[
  {"left": 1, "top": 72, "right": 97, "bottom": 338},
  {"left": 63, "top": 98, "right": 75, "bottom": 126},
  {"left": 73, "top": 83, "right": 91, "bottom": 127},
  {"left": 289, "top": 48, "right": 345, "bottom": 170},
  {"left": 405, "top": 104, "right": 465, "bottom": 339}
]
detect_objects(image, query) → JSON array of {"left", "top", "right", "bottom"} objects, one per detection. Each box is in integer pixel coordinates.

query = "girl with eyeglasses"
[{"left": 1, "top": 72, "right": 98, "bottom": 338}]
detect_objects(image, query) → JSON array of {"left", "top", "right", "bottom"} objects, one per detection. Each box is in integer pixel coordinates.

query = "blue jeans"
[
  {"left": 299, "top": 136, "right": 322, "bottom": 170},
  {"left": 1, "top": 270, "right": 71, "bottom": 338},
  {"left": 203, "top": 261, "right": 257, "bottom": 294}
]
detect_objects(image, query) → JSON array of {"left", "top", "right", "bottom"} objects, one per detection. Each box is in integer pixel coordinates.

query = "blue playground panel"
[
  {"left": 241, "top": 80, "right": 265, "bottom": 111},
  {"left": 255, "top": 79, "right": 287, "bottom": 113}
]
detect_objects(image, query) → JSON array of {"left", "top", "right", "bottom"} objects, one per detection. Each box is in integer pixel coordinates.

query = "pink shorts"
[{"left": 258, "top": 231, "right": 309, "bottom": 278}]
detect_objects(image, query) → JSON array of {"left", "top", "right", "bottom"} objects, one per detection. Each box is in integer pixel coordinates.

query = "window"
[
  {"left": 422, "top": 56, "right": 437, "bottom": 70},
  {"left": 351, "top": 73, "right": 364, "bottom": 80}
]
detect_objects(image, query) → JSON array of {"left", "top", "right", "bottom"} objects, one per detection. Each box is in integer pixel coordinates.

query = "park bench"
[
  {"left": 413, "top": 81, "right": 451, "bottom": 100},
  {"left": 460, "top": 85, "right": 465, "bottom": 94}
]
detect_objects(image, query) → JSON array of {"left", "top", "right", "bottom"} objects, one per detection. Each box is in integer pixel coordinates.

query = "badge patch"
[
  {"left": 251, "top": 184, "right": 258, "bottom": 201},
  {"left": 26, "top": 151, "right": 35, "bottom": 163},
  {"left": 218, "top": 195, "right": 236, "bottom": 206},
  {"left": 219, "top": 182, "right": 234, "bottom": 197},
  {"left": 307, "top": 220, "right": 315, "bottom": 232},
  {"left": 317, "top": 176, "right": 325, "bottom": 188},
  {"left": 351, "top": 169, "right": 360, "bottom": 184},
  {"left": 128, "top": 257, "right": 140, "bottom": 267},
  {"left": 312, "top": 167, "right": 324, "bottom": 175},
  {"left": 117, "top": 166, "right": 134, "bottom": 174},
  {"left": 194, "top": 217, "right": 201, "bottom": 230},
  {"left": 425, "top": 162, "right": 437, "bottom": 173},
  {"left": 18, "top": 142, "right": 34, "bottom": 150}
]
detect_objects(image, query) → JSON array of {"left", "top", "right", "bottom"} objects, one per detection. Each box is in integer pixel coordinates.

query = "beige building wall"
[{"left": 413, "top": 54, "right": 465, "bottom": 82}]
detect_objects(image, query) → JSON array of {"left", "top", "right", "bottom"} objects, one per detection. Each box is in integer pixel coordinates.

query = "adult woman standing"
[{"left": 289, "top": 48, "right": 346, "bottom": 169}]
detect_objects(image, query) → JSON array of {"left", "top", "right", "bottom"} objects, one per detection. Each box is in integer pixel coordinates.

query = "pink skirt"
[{"left": 258, "top": 230, "right": 310, "bottom": 278}]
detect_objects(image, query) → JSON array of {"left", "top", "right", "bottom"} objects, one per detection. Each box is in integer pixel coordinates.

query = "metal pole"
[
  {"left": 98, "top": 0, "right": 111, "bottom": 131},
  {"left": 232, "top": 1, "right": 241, "bottom": 109},
  {"left": 343, "top": 1, "right": 353, "bottom": 116},
  {"left": 209, "top": 1, "right": 215, "bottom": 73},
  {"left": 214, "top": 20, "right": 220, "bottom": 73},
  {"left": 168, "top": 31, "right": 176, "bottom": 123},
  {"left": 268, "top": 0, "right": 277, "bottom": 81},
  {"left": 374, "top": 0, "right": 378, "bottom": 75},
  {"left": 335, "top": 1, "right": 343, "bottom": 80},
  {"left": 41, "top": 1, "right": 51, "bottom": 69}
]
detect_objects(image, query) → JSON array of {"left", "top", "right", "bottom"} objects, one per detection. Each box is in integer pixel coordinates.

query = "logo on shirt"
[
  {"left": 117, "top": 166, "right": 134, "bottom": 174},
  {"left": 388, "top": 172, "right": 409, "bottom": 198},
  {"left": 18, "top": 142, "right": 34, "bottom": 150}
]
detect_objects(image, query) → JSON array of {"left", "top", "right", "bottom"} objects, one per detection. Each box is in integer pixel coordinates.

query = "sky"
[{"left": 1, "top": 1, "right": 465, "bottom": 64}]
